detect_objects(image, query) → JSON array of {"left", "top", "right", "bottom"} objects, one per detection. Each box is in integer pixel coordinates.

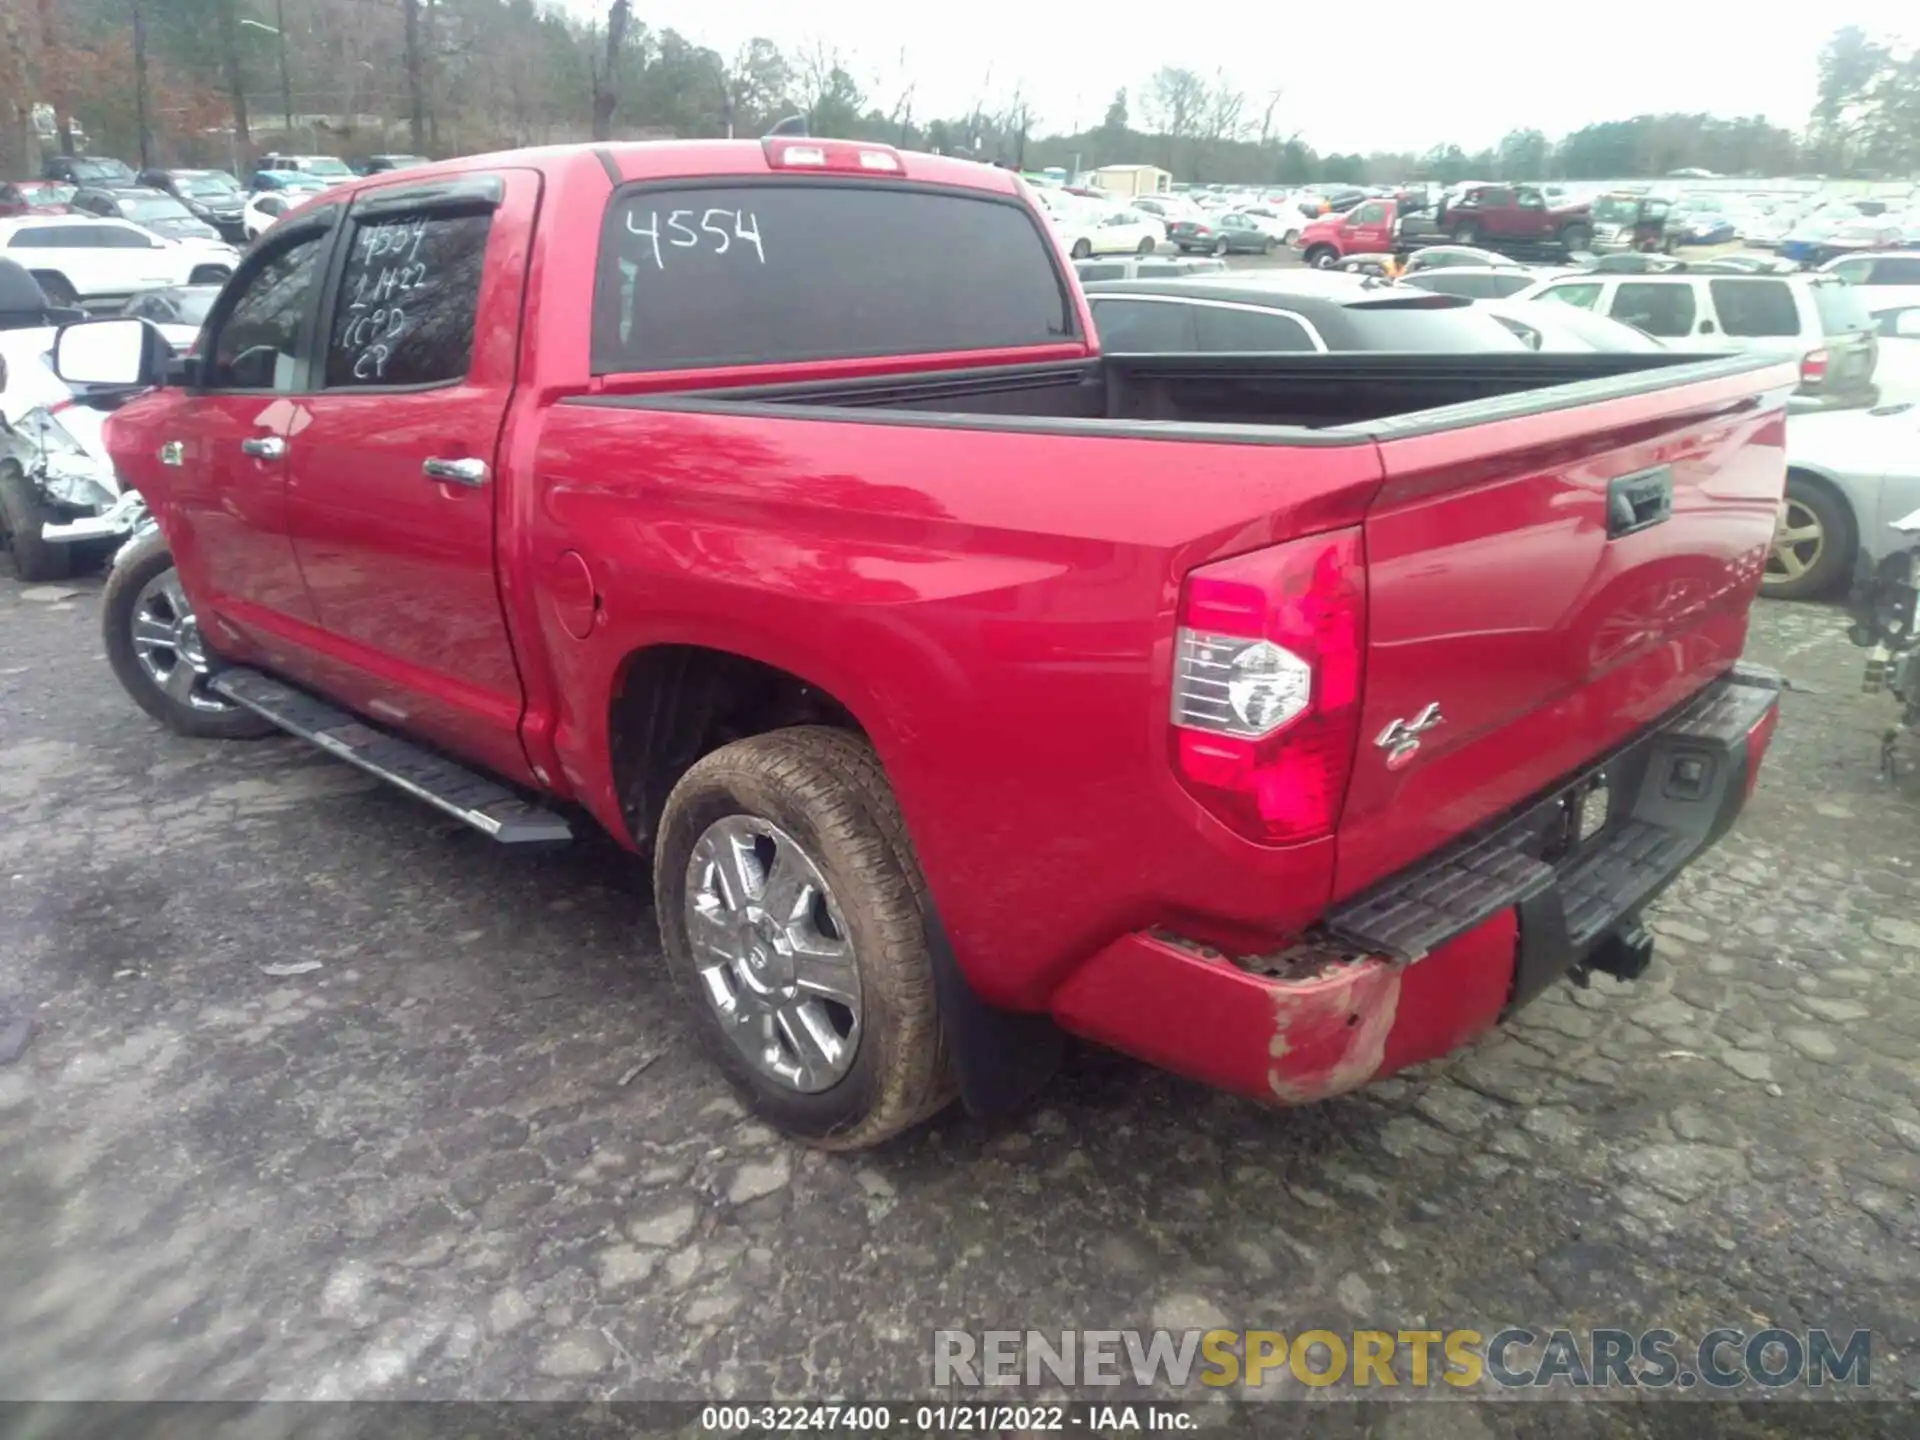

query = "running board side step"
[{"left": 209, "top": 668, "right": 575, "bottom": 847}]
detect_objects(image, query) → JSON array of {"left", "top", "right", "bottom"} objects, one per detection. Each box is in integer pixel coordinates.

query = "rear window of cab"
[{"left": 590, "top": 180, "right": 1077, "bottom": 373}]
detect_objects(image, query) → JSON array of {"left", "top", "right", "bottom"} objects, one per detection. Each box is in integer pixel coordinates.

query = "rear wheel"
[
  {"left": 101, "top": 530, "right": 274, "bottom": 738},
  {"left": 1450, "top": 221, "right": 1480, "bottom": 247},
  {"left": 0, "top": 460, "right": 70, "bottom": 582},
  {"left": 1211, "top": 236, "right": 1230, "bottom": 257},
  {"left": 1136, "top": 235, "right": 1156, "bottom": 255},
  {"left": 1304, "top": 244, "right": 1339, "bottom": 269},
  {"left": 653, "top": 727, "right": 954, "bottom": 1150},
  {"left": 1559, "top": 223, "right": 1592, "bottom": 252},
  {"left": 188, "top": 264, "right": 232, "bottom": 286},
  {"left": 1069, "top": 238, "right": 1092, "bottom": 260},
  {"left": 1764, "top": 475, "right": 1854, "bottom": 602}
]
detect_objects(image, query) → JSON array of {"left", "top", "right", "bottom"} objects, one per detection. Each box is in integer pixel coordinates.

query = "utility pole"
[
  {"left": 402, "top": 0, "right": 425, "bottom": 152},
  {"left": 275, "top": 0, "right": 293, "bottom": 137},
  {"left": 132, "top": 0, "right": 152, "bottom": 167}
]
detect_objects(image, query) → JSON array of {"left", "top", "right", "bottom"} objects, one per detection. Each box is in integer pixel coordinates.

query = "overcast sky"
[{"left": 566, "top": 1, "right": 1912, "bottom": 153}]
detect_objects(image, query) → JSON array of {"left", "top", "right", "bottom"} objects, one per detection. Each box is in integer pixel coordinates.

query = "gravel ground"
[{"left": 2, "top": 569, "right": 1918, "bottom": 1436}]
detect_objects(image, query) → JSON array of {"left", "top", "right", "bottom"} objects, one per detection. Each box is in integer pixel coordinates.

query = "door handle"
[
  {"left": 423, "top": 456, "right": 489, "bottom": 488},
  {"left": 1607, "top": 465, "right": 1674, "bottom": 539},
  {"left": 239, "top": 436, "right": 286, "bottom": 460}
]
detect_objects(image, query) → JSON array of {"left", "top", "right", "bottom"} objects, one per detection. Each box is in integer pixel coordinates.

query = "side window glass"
[
  {"left": 1709, "top": 280, "right": 1798, "bottom": 338},
  {"left": 1089, "top": 298, "right": 1197, "bottom": 352},
  {"left": 1828, "top": 258, "right": 1872, "bottom": 285},
  {"left": 1610, "top": 282, "right": 1697, "bottom": 338},
  {"left": 1540, "top": 283, "right": 1602, "bottom": 311},
  {"left": 325, "top": 210, "right": 491, "bottom": 388},
  {"left": 1194, "top": 305, "right": 1316, "bottom": 352},
  {"left": 204, "top": 232, "right": 327, "bottom": 390}
]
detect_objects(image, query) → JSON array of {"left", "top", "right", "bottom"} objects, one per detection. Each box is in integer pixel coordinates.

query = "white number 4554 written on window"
[{"left": 624, "top": 207, "right": 765, "bottom": 269}]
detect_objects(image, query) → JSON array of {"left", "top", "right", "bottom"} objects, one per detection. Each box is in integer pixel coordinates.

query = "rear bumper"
[{"left": 1048, "top": 665, "right": 1783, "bottom": 1106}]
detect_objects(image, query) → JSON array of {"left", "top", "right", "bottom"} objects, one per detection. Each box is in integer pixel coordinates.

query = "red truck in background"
[
  {"left": 1298, "top": 185, "right": 1596, "bottom": 269},
  {"left": 54, "top": 138, "right": 1789, "bottom": 1150}
]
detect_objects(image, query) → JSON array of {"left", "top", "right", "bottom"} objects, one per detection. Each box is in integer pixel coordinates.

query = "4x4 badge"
[{"left": 1375, "top": 703, "right": 1444, "bottom": 771}]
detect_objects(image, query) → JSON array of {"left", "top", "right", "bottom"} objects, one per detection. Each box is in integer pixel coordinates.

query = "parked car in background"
[
  {"left": 1400, "top": 245, "right": 1528, "bottom": 274},
  {"left": 0, "top": 181, "right": 76, "bottom": 217},
  {"left": 252, "top": 153, "right": 356, "bottom": 188},
  {"left": 0, "top": 216, "right": 236, "bottom": 307},
  {"left": 242, "top": 187, "right": 324, "bottom": 240},
  {"left": 1399, "top": 267, "right": 1545, "bottom": 300},
  {"left": 121, "top": 284, "right": 220, "bottom": 352},
  {"left": 1776, "top": 402, "right": 1920, "bottom": 600},
  {"left": 1072, "top": 255, "right": 1227, "bottom": 283},
  {"left": 1820, "top": 251, "right": 1920, "bottom": 313},
  {"left": 1474, "top": 299, "right": 1668, "bottom": 352},
  {"left": 1165, "top": 211, "right": 1276, "bottom": 256},
  {"left": 1779, "top": 216, "right": 1905, "bottom": 267},
  {"left": 1518, "top": 270, "right": 1877, "bottom": 412},
  {"left": 1698, "top": 252, "right": 1802, "bottom": 275},
  {"left": 71, "top": 186, "right": 224, "bottom": 243},
  {"left": 1037, "top": 193, "right": 1162, "bottom": 259},
  {"left": 1296, "top": 197, "right": 1397, "bottom": 267},
  {"left": 1868, "top": 304, "right": 1920, "bottom": 407},
  {"left": 41, "top": 155, "right": 138, "bottom": 187},
  {"left": 1435, "top": 184, "right": 1594, "bottom": 253},
  {"left": 1129, "top": 195, "right": 1208, "bottom": 231},
  {"left": 1235, "top": 206, "right": 1302, "bottom": 245},
  {"left": 137, "top": 168, "right": 248, "bottom": 242},
  {"left": 1082, "top": 271, "right": 1530, "bottom": 353},
  {"left": 360, "top": 154, "right": 430, "bottom": 174}
]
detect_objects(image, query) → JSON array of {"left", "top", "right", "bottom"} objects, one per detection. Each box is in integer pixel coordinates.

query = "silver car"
[{"left": 1773, "top": 404, "right": 1920, "bottom": 600}]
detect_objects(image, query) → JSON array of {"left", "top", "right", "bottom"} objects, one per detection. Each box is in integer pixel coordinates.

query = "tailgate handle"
[{"left": 1607, "top": 466, "right": 1673, "bottom": 539}]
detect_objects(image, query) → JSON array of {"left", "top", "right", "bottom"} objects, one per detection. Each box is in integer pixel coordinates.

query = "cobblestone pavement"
[{"left": 2, "top": 571, "right": 1918, "bottom": 1437}]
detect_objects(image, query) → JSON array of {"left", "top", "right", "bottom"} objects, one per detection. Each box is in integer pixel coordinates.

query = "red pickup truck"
[
  {"left": 1298, "top": 186, "right": 1595, "bottom": 269},
  {"left": 53, "top": 139, "right": 1791, "bottom": 1150}
]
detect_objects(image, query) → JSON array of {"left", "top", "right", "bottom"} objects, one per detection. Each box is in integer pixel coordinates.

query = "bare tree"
[
  {"left": 1143, "top": 66, "right": 1207, "bottom": 140},
  {"left": 1256, "top": 88, "right": 1284, "bottom": 147},
  {"left": 1200, "top": 72, "right": 1247, "bottom": 144},
  {"left": 215, "top": 0, "right": 252, "bottom": 159},
  {"left": 590, "top": 0, "right": 631, "bottom": 142},
  {"left": 403, "top": 0, "right": 426, "bottom": 149},
  {"left": 1000, "top": 83, "right": 1034, "bottom": 169}
]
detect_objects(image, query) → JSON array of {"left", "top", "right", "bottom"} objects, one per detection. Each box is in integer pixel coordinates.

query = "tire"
[
  {"left": 101, "top": 530, "right": 274, "bottom": 738},
  {"left": 1211, "top": 236, "right": 1229, "bottom": 257},
  {"left": 29, "top": 271, "right": 76, "bottom": 307},
  {"left": 1136, "top": 236, "right": 1156, "bottom": 255},
  {"left": 1763, "top": 474, "right": 1854, "bottom": 602},
  {"left": 653, "top": 726, "right": 955, "bottom": 1150},
  {"left": 1304, "top": 245, "right": 1339, "bottom": 269},
  {"left": 188, "top": 264, "right": 232, "bottom": 286},
  {"left": 1261, "top": 238, "right": 1274, "bottom": 254},
  {"left": 1284, "top": 228, "right": 1300, "bottom": 246},
  {"left": 1069, "top": 238, "right": 1092, "bottom": 260},
  {"left": 0, "top": 460, "right": 70, "bottom": 582},
  {"left": 1559, "top": 224, "right": 1592, "bottom": 253},
  {"left": 1450, "top": 221, "right": 1479, "bottom": 247}
]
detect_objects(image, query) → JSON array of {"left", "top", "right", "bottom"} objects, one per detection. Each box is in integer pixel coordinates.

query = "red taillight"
[
  {"left": 1170, "top": 529, "right": 1367, "bottom": 845},
  {"left": 762, "top": 137, "right": 904, "bottom": 175},
  {"left": 1742, "top": 703, "right": 1779, "bottom": 802},
  {"left": 1800, "top": 348, "right": 1829, "bottom": 385}
]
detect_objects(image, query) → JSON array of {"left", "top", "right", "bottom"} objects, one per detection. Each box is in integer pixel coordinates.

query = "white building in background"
[{"left": 1090, "top": 164, "right": 1173, "bottom": 198}]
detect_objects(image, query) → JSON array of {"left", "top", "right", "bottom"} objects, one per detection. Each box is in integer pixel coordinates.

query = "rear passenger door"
[
  {"left": 279, "top": 170, "right": 542, "bottom": 785},
  {"left": 1608, "top": 282, "right": 1702, "bottom": 346},
  {"left": 1705, "top": 278, "right": 1800, "bottom": 352}
]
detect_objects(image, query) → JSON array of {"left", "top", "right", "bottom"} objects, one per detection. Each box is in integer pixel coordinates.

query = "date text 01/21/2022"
[
  {"left": 625, "top": 206, "right": 766, "bottom": 268},
  {"left": 698, "top": 1404, "right": 1196, "bottom": 1433}
]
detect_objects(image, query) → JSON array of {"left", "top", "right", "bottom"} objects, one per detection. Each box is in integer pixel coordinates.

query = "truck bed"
[{"left": 589, "top": 349, "right": 1767, "bottom": 435}]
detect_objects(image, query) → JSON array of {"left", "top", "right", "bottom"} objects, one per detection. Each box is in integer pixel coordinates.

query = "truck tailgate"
[{"left": 1335, "top": 360, "right": 1795, "bottom": 899}]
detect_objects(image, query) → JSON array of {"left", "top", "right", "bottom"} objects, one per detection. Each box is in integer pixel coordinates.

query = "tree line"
[{"left": 2, "top": 5, "right": 1915, "bottom": 186}]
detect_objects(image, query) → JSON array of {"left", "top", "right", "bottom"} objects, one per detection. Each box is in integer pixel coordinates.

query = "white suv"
[
  {"left": 1819, "top": 250, "right": 1920, "bottom": 315},
  {"left": 0, "top": 216, "right": 237, "bottom": 306},
  {"left": 1516, "top": 269, "right": 1880, "bottom": 411}
]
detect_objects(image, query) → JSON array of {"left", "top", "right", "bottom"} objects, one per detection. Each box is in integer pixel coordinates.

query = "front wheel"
[
  {"left": 188, "top": 264, "right": 232, "bottom": 286},
  {"left": 29, "top": 271, "right": 77, "bottom": 306},
  {"left": 1136, "top": 236, "right": 1156, "bottom": 255},
  {"left": 0, "top": 460, "right": 71, "bottom": 582},
  {"left": 1304, "top": 245, "right": 1339, "bottom": 269},
  {"left": 1559, "top": 224, "right": 1592, "bottom": 253},
  {"left": 1211, "top": 236, "right": 1230, "bottom": 257},
  {"left": 654, "top": 726, "right": 954, "bottom": 1150},
  {"left": 101, "top": 530, "right": 274, "bottom": 738},
  {"left": 1069, "top": 238, "right": 1092, "bottom": 260}
]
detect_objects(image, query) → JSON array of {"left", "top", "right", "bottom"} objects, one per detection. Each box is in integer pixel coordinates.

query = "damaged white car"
[{"left": 0, "top": 263, "right": 147, "bottom": 581}]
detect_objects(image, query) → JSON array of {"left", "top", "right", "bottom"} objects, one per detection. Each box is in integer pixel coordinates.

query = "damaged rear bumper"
[
  {"left": 39, "top": 488, "right": 149, "bottom": 545},
  {"left": 1048, "top": 665, "right": 1783, "bottom": 1106}
]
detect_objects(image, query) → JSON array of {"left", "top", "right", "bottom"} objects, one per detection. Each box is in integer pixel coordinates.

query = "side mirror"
[{"left": 53, "top": 318, "right": 171, "bottom": 389}]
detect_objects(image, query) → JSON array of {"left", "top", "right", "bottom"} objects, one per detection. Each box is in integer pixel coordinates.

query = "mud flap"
[{"left": 925, "top": 907, "right": 1065, "bottom": 1117}]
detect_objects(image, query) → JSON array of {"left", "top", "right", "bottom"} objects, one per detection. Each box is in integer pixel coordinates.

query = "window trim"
[
  {"left": 193, "top": 212, "right": 340, "bottom": 395},
  {"left": 1088, "top": 293, "right": 1329, "bottom": 353},
  {"left": 589, "top": 175, "right": 1082, "bottom": 377},
  {"left": 309, "top": 180, "right": 504, "bottom": 395}
]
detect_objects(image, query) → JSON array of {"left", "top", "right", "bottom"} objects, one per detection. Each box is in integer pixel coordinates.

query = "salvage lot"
[{"left": 2, "top": 573, "right": 1919, "bottom": 1423}]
